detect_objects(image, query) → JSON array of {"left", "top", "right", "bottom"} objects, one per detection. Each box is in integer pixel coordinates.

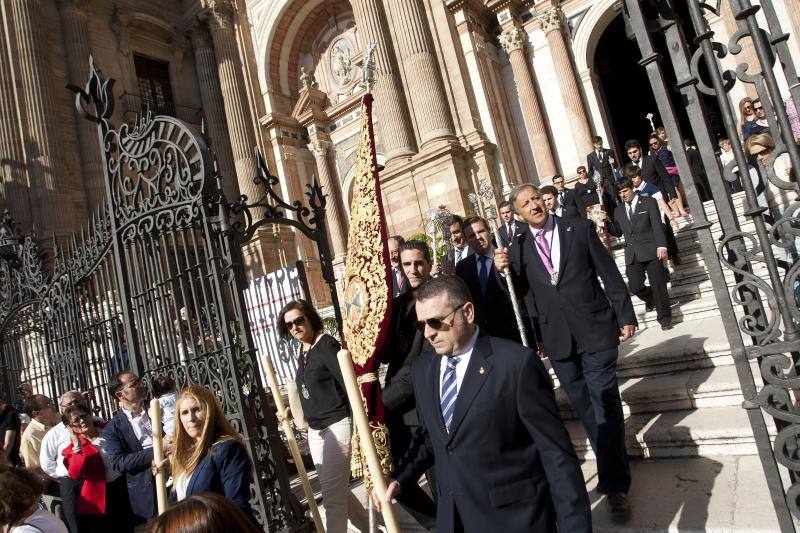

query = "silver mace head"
[
  {"left": 592, "top": 169, "right": 603, "bottom": 187},
  {"left": 467, "top": 193, "right": 480, "bottom": 215}
]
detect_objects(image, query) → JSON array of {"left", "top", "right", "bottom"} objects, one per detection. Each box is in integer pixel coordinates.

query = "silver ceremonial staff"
[{"left": 469, "top": 178, "right": 530, "bottom": 348}]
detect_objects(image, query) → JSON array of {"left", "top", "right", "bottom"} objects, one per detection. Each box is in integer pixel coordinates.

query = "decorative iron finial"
[{"left": 360, "top": 42, "right": 378, "bottom": 94}]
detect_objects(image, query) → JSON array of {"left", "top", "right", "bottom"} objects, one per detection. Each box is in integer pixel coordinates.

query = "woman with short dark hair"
[{"left": 277, "top": 300, "right": 368, "bottom": 533}]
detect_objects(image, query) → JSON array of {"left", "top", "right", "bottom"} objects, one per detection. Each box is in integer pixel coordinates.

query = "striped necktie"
[{"left": 440, "top": 356, "right": 461, "bottom": 432}]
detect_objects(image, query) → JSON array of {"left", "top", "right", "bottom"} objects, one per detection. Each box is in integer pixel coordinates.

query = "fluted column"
[
  {"left": 308, "top": 140, "right": 347, "bottom": 259},
  {"left": 10, "top": 0, "right": 76, "bottom": 238},
  {"left": 199, "top": 0, "right": 260, "bottom": 205},
  {"left": 499, "top": 26, "right": 557, "bottom": 178},
  {"left": 350, "top": 0, "right": 416, "bottom": 162},
  {"left": 57, "top": 0, "right": 105, "bottom": 212},
  {"left": 385, "top": 0, "right": 455, "bottom": 147},
  {"left": 0, "top": 15, "right": 31, "bottom": 229},
  {"left": 537, "top": 7, "right": 593, "bottom": 154},
  {"left": 188, "top": 23, "right": 240, "bottom": 202}
]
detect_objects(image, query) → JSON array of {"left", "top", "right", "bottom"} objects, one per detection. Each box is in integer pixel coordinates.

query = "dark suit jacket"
[
  {"left": 456, "top": 254, "right": 520, "bottom": 342},
  {"left": 608, "top": 196, "right": 667, "bottom": 265},
  {"left": 394, "top": 333, "right": 591, "bottom": 533},
  {"left": 382, "top": 291, "right": 426, "bottom": 427},
  {"left": 498, "top": 221, "right": 529, "bottom": 248},
  {"left": 508, "top": 216, "right": 636, "bottom": 360},
  {"left": 102, "top": 410, "right": 156, "bottom": 519},
  {"left": 587, "top": 148, "right": 617, "bottom": 181},
  {"left": 553, "top": 205, "right": 579, "bottom": 218},
  {"left": 185, "top": 439, "right": 254, "bottom": 519},
  {"left": 636, "top": 154, "right": 677, "bottom": 201}
]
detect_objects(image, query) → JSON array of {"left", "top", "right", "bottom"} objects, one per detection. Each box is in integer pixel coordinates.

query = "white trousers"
[{"left": 308, "top": 417, "right": 370, "bottom": 533}]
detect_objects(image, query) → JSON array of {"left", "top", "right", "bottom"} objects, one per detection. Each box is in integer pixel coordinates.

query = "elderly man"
[
  {"left": 20, "top": 394, "right": 59, "bottom": 469},
  {"left": 376, "top": 276, "right": 591, "bottom": 532}
]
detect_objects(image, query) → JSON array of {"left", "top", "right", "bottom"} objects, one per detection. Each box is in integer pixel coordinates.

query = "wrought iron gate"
[
  {"left": 624, "top": 0, "right": 800, "bottom": 530},
  {"left": 0, "top": 58, "right": 316, "bottom": 530}
]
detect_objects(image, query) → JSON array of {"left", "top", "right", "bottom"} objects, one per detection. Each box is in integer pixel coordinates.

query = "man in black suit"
[
  {"left": 377, "top": 276, "right": 591, "bottom": 533},
  {"left": 382, "top": 240, "right": 438, "bottom": 529},
  {"left": 683, "top": 138, "right": 711, "bottom": 202},
  {"left": 495, "top": 183, "right": 637, "bottom": 514},
  {"left": 624, "top": 139, "right": 677, "bottom": 202},
  {"left": 497, "top": 200, "right": 528, "bottom": 247},
  {"left": 102, "top": 372, "right": 164, "bottom": 522},
  {"left": 608, "top": 177, "right": 672, "bottom": 330},
  {"left": 457, "top": 216, "right": 523, "bottom": 343},
  {"left": 587, "top": 135, "right": 620, "bottom": 207},
  {"left": 389, "top": 235, "right": 408, "bottom": 297},
  {"left": 541, "top": 185, "right": 578, "bottom": 217},
  {"left": 552, "top": 174, "right": 577, "bottom": 213}
]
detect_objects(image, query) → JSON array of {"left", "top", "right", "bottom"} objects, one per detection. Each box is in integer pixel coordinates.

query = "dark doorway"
[{"left": 594, "top": 13, "right": 725, "bottom": 158}]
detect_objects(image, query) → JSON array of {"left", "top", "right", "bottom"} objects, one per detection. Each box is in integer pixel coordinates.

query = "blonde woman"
[{"left": 169, "top": 385, "right": 254, "bottom": 522}]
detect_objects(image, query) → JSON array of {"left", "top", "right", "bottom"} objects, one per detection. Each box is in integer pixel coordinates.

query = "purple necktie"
[{"left": 535, "top": 229, "right": 554, "bottom": 274}]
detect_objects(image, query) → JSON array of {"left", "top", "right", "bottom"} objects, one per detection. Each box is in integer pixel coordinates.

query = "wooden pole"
[
  {"left": 260, "top": 354, "right": 326, "bottom": 532},
  {"left": 148, "top": 399, "right": 168, "bottom": 515},
  {"left": 337, "top": 349, "right": 400, "bottom": 533}
]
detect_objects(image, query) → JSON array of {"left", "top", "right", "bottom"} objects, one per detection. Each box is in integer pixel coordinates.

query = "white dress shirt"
[
  {"left": 122, "top": 406, "right": 154, "bottom": 449},
  {"left": 529, "top": 215, "right": 561, "bottom": 278},
  {"left": 39, "top": 423, "right": 71, "bottom": 478},
  {"left": 454, "top": 245, "right": 470, "bottom": 265},
  {"left": 439, "top": 328, "right": 480, "bottom": 399}
]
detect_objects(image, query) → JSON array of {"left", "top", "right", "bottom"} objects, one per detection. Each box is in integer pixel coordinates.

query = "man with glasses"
[
  {"left": 743, "top": 99, "right": 771, "bottom": 141},
  {"left": 552, "top": 174, "right": 577, "bottom": 214},
  {"left": 103, "top": 372, "right": 164, "bottom": 523},
  {"left": 375, "top": 276, "right": 591, "bottom": 532},
  {"left": 495, "top": 183, "right": 637, "bottom": 516},
  {"left": 382, "top": 240, "right": 439, "bottom": 529}
]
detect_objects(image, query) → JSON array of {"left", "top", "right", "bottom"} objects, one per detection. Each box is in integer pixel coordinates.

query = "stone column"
[
  {"left": 308, "top": 139, "right": 347, "bottom": 259},
  {"left": 188, "top": 22, "right": 240, "bottom": 202},
  {"left": 537, "top": 7, "right": 593, "bottom": 154},
  {"left": 499, "top": 26, "right": 557, "bottom": 178},
  {"left": 199, "top": 0, "right": 260, "bottom": 205},
  {"left": 57, "top": 0, "right": 105, "bottom": 212},
  {"left": 350, "top": 0, "right": 416, "bottom": 162},
  {"left": 10, "top": 0, "right": 76, "bottom": 238},
  {"left": 384, "top": 0, "right": 455, "bottom": 148},
  {"left": 0, "top": 14, "right": 31, "bottom": 229}
]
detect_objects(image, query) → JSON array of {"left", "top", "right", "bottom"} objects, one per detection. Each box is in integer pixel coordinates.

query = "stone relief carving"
[{"left": 330, "top": 39, "right": 354, "bottom": 86}]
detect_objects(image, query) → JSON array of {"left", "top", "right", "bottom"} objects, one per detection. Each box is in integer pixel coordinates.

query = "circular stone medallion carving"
[{"left": 330, "top": 38, "right": 354, "bottom": 86}]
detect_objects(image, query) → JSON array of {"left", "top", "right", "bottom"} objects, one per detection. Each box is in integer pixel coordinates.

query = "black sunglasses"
[
  {"left": 285, "top": 316, "right": 306, "bottom": 330},
  {"left": 414, "top": 303, "right": 466, "bottom": 331}
]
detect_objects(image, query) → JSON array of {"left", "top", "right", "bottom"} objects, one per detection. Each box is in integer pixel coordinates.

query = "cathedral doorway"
[{"left": 593, "top": 11, "right": 725, "bottom": 157}]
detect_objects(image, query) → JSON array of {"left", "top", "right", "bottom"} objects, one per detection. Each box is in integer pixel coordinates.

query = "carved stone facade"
[{"left": 2, "top": 0, "right": 799, "bottom": 307}]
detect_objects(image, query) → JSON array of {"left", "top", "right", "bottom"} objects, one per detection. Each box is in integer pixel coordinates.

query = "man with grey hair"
[
  {"left": 376, "top": 275, "right": 591, "bottom": 531},
  {"left": 496, "top": 183, "right": 637, "bottom": 515}
]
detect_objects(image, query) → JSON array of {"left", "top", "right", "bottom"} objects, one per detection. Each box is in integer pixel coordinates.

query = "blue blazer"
[
  {"left": 101, "top": 410, "right": 155, "bottom": 519},
  {"left": 185, "top": 439, "right": 254, "bottom": 519}
]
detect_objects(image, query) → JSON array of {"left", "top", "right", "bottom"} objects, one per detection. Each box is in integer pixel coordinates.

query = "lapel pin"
[
  {"left": 566, "top": 226, "right": 572, "bottom": 232},
  {"left": 479, "top": 366, "right": 485, "bottom": 374}
]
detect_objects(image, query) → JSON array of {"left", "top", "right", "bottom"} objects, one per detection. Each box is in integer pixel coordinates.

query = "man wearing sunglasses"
[
  {"left": 376, "top": 276, "right": 591, "bottom": 532},
  {"left": 495, "top": 183, "right": 637, "bottom": 516},
  {"left": 103, "top": 372, "right": 167, "bottom": 523},
  {"left": 381, "top": 240, "right": 439, "bottom": 529}
]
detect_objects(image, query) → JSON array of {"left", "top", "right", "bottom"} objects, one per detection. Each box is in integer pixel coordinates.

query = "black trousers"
[
  {"left": 59, "top": 477, "right": 81, "bottom": 533},
  {"left": 626, "top": 257, "right": 671, "bottom": 321},
  {"left": 389, "top": 420, "right": 438, "bottom": 530},
  {"left": 549, "top": 344, "right": 631, "bottom": 494}
]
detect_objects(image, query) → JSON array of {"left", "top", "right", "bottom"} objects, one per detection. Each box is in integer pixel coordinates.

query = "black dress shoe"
[
  {"left": 659, "top": 318, "right": 673, "bottom": 331},
  {"left": 645, "top": 301, "right": 655, "bottom": 312},
  {"left": 606, "top": 492, "right": 631, "bottom": 514}
]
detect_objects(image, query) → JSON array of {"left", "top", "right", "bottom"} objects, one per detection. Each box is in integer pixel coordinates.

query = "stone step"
[
  {"left": 584, "top": 455, "right": 787, "bottom": 532},
  {"left": 567, "top": 405, "right": 771, "bottom": 458},
  {"left": 556, "top": 364, "right": 746, "bottom": 418}
]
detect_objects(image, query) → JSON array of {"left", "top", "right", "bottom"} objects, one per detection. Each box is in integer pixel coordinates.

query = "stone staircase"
[{"left": 558, "top": 191, "right": 789, "bottom": 531}]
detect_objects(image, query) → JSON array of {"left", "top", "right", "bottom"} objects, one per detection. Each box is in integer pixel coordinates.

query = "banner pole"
[{"left": 148, "top": 399, "right": 168, "bottom": 515}]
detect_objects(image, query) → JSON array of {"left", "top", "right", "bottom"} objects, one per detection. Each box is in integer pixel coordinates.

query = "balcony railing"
[{"left": 121, "top": 92, "right": 204, "bottom": 127}]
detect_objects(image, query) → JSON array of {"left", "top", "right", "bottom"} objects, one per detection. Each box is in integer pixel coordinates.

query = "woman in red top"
[{"left": 61, "top": 404, "right": 133, "bottom": 533}]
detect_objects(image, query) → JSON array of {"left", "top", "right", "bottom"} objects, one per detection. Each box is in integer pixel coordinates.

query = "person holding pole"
[
  {"left": 167, "top": 385, "right": 254, "bottom": 522},
  {"left": 375, "top": 276, "right": 591, "bottom": 532},
  {"left": 61, "top": 403, "right": 134, "bottom": 532},
  {"left": 277, "top": 300, "right": 369, "bottom": 533}
]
